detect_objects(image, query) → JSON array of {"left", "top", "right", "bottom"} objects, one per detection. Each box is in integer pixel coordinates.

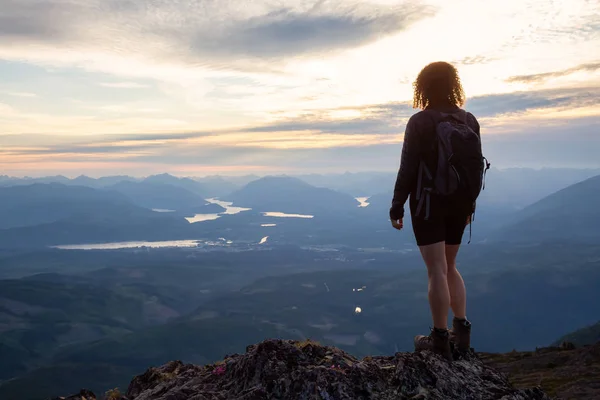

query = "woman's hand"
[{"left": 391, "top": 218, "right": 403, "bottom": 230}]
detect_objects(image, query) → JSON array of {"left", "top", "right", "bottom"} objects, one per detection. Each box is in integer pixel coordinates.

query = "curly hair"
[{"left": 412, "top": 61, "right": 465, "bottom": 109}]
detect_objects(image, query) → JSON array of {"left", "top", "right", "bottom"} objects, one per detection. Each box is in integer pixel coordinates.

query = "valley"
[{"left": 0, "top": 169, "right": 599, "bottom": 399}]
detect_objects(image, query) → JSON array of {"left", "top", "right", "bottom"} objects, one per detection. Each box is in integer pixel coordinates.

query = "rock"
[
  {"left": 51, "top": 389, "right": 97, "bottom": 400},
  {"left": 116, "top": 339, "right": 548, "bottom": 399},
  {"left": 56, "top": 339, "right": 552, "bottom": 399}
]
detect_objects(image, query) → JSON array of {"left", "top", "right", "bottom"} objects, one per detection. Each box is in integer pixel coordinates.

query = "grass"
[{"left": 105, "top": 388, "right": 123, "bottom": 400}]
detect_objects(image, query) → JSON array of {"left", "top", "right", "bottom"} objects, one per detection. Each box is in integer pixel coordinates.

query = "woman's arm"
[{"left": 390, "top": 116, "right": 420, "bottom": 221}]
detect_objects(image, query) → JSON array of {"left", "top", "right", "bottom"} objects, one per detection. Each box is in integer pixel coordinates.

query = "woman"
[{"left": 390, "top": 61, "right": 479, "bottom": 361}]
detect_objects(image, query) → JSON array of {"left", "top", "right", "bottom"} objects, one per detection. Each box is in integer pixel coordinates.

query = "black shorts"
[{"left": 411, "top": 212, "right": 469, "bottom": 247}]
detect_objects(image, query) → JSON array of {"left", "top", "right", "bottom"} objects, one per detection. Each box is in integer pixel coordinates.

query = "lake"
[
  {"left": 356, "top": 197, "right": 370, "bottom": 207},
  {"left": 262, "top": 212, "right": 314, "bottom": 219},
  {"left": 208, "top": 198, "right": 252, "bottom": 215},
  {"left": 186, "top": 199, "right": 314, "bottom": 223},
  {"left": 186, "top": 213, "right": 221, "bottom": 223},
  {"left": 53, "top": 240, "right": 202, "bottom": 250},
  {"left": 186, "top": 198, "right": 251, "bottom": 223},
  {"left": 52, "top": 237, "right": 238, "bottom": 250}
]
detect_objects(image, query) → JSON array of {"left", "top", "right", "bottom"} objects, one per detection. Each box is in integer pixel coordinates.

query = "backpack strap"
[
  {"left": 482, "top": 157, "right": 491, "bottom": 190},
  {"left": 415, "top": 161, "right": 434, "bottom": 220}
]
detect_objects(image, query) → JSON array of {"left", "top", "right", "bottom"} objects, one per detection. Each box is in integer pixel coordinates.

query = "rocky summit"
[{"left": 54, "top": 339, "right": 549, "bottom": 400}]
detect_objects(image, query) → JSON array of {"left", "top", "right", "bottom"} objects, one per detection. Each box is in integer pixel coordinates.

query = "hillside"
[
  {"left": 107, "top": 181, "right": 215, "bottom": 212},
  {"left": 492, "top": 174, "right": 600, "bottom": 243},
  {"left": 51, "top": 339, "right": 549, "bottom": 400},
  {"left": 5, "top": 243, "right": 595, "bottom": 398},
  {"left": 0, "top": 216, "right": 193, "bottom": 249},
  {"left": 477, "top": 168, "right": 600, "bottom": 209},
  {"left": 296, "top": 172, "right": 396, "bottom": 197},
  {"left": 225, "top": 176, "right": 359, "bottom": 215},
  {"left": 67, "top": 250, "right": 597, "bottom": 360},
  {"left": 0, "top": 278, "right": 169, "bottom": 382},
  {"left": 0, "top": 185, "right": 195, "bottom": 248},
  {"left": 0, "top": 184, "right": 135, "bottom": 229},
  {"left": 143, "top": 174, "right": 208, "bottom": 198},
  {"left": 481, "top": 342, "right": 600, "bottom": 400},
  {"left": 553, "top": 321, "right": 600, "bottom": 347}
]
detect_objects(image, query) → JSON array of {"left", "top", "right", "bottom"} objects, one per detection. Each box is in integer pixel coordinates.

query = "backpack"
[{"left": 415, "top": 110, "right": 490, "bottom": 225}]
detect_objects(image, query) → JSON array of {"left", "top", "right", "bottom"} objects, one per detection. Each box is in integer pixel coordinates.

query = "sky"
[{"left": 0, "top": 0, "right": 599, "bottom": 177}]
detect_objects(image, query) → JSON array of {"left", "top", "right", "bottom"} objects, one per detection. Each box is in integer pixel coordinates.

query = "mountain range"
[
  {"left": 1, "top": 169, "right": 600, "bottom": 399},
  {"left": 3, "top": 167, "right": 599, "bottom": 207},
  {"left": 107, "top": 181, "right": 222, "bottom": 213},
  {"left": 225, "top": 176, "right": 360, "bottom": 216},
  {"left": 492, "top": 174, "right": 600, "bottom": 243}
]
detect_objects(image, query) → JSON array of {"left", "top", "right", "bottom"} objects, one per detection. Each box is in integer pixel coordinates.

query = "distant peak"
[{"left": 146, "top": 173, "right": 176, "bottom": 179}]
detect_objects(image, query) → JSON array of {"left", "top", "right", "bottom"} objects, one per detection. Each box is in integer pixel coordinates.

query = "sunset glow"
[{"left": 1, "top": 0, "right": 599, "bottom": 175}]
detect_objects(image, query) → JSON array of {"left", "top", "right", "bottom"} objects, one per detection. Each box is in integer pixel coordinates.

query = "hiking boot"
[
  {"left": 450, "top": 317, "right": 472, "bottom": 352},
  {"left": 414, "top": 328, "right": 452, "bottom": 361}
]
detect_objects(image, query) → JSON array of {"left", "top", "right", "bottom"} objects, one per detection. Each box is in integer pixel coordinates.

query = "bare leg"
[
  {"left": 418, "top": 241, "right": 450, "bottom": 329},
  {"left": 445, "top": 244, "right": 466, "bottom": 319}
]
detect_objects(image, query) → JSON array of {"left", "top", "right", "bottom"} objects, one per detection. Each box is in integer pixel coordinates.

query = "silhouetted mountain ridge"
[
  {"left": 492, "top": 174, "right": 600, "bottom": 243},
  {"left": 553, "top": 321, "right": 600, "bottom": 347},
  {"left": 143, "top": 174, "right": 209, "bottom": 198},
  {"left": 0, "top": 183, "right": 134, "bottom": 229},
  {"left": 107, "top": 181, "right": 216, "bottom": 212},
  {"left": 0, "top": 183, "right": 197, "bottom": 248},
  {"left": 226, "top": 176, "right": 359, "bottom": 215}
]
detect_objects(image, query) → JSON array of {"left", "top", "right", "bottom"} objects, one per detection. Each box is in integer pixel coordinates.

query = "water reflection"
[
  {"left": 186, "top": 214, "right": 221, "bottom": 223},
  {"left": 356, "top": 197, "right": 370, "bottom": 207},
  {"left": 152, "top": 209, "right": 175, "bottom": 213},
  {"left": 53, "top": 240, "right": 201, "bottom": 250},
  {"left": 186, "top": 198, "right": 251, "bottom": 223},
  {"left": 262, "top": 212, "right": 314, "bottom": 219},
  {"left": 261, "top": 224, "right": 277, "bottom": 227},
  {"left": 206, "top": 198, "right": 251, "bottom": 215}
]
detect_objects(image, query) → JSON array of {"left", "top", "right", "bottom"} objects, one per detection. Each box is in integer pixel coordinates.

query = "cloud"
[
  {"left": 99, "top": 82, "right": 150, "bottom": 89},
  {"left": 453, "top": 55, "right": 495, "bottom": 66},
  {"left": 5, "top": 91, "right": 38, "bottom": 97},
  {"left": 242, "top": 103, "right": 413, "bottom": 134},
  {"left": 0, "top": 103, "right": 16, "bottom": 113},
  {"left": 465, "top": 86, "right": 600, "bottom": 117},
  {"left": 1, "top": 0, "right": 599, "bottom": 176},
  {"left": 506, "top": 62, "right": 600, "bottom": 84},
  {"left": 237, "top": 85, "right": 600, "bottom": 136},
  {"left": 4, "top": 120, "right": 600, "bottom": 175},
  {"left": 2, "top": 85, "right": 598, "bottom": 164},
  {"left": 187, "top": 3, "right": 434, "bottom": 59},
  {"left": 0, "top": 0, "right": 434, "bottom": 72},
  {"left": 0, "top": 0, "right": 76, "bottom": 39}
]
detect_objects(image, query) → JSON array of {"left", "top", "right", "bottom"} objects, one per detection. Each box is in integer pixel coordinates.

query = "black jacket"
[{"left": 389, "top": 106, "right": 480, "bottom": 221}]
